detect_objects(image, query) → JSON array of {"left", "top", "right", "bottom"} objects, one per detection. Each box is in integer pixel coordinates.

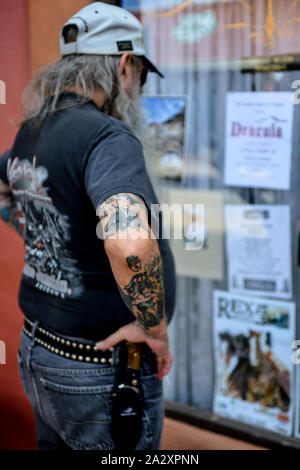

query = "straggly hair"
[
  {"left": 21, "top": 53, "right": 142, "bottom": 128},
  {"left": 20, "top": 25, "right": 160, "bottom": 194},
  {"left": 20, "top": 21, "right": 144, "bottom": 126}
]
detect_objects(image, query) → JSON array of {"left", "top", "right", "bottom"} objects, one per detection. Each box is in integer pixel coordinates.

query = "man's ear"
[{"left": 118, "top": 53, "right": 134, "bottom": 90}]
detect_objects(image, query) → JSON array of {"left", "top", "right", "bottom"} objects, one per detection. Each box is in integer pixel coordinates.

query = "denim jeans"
[{"left": 17, "top": 320, "right": 165, "bottom": 450}]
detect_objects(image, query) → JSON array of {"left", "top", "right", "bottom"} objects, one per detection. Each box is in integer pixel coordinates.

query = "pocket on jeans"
[
  {"left": 39, "top": 376, "right": 116, "bottom": 450},
  {"left": 139, "top": 374, "right": 165, "bottom": 450},
  {"left": 38, "top": 367, "right": 164, "bottom": 450},
  {"left": 105, "top": 386, "right": 155, "bottom": 450},
  {"left": 134, "top": 407, "right": 156, "bottom": 450}
]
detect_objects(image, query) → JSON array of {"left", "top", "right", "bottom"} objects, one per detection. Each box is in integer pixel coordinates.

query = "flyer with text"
[
  {"left": 225, "top": 205, "right": 292, "bottom": 299},
  {"left": 224, "top": 92, "right": 294, "bottom": 190},
  {"left": 213, "top": 290, "right": 295, "bottom": 435}
]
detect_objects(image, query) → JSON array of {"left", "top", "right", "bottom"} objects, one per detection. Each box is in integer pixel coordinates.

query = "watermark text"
[
  {"left": 96, "top": 200, "right": 205, "bottom": 250},
  {"left": 0, "top": 80, "right": 6, "bottom": 104},
  {"left": 0, "top": 340, "right": 6, "bottom": 364}
]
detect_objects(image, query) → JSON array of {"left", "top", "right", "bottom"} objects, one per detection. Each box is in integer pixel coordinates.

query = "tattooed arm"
[
  {"left": 0, "top": 179, "right": 23, "bottom": 236},
  {"left": 95, "top": 192, "right": 172, "bottom": 379}
]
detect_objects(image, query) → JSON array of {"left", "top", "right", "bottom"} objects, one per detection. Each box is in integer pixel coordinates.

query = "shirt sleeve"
[
  {"left": 0, "top": 149, "right": 10, "bottom": 184},
  {"left": 84, "top": 130, "right": 152, "bottom": 211}
]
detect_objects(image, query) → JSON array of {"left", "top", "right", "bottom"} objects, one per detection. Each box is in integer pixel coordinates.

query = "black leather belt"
[{"left": 22, "top": 316, "right": 120, "bottom": 365}]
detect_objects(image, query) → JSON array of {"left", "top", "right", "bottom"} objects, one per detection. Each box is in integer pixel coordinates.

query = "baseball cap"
[{"left": 60, "top": 2, "right": 164, "bottom": 78}]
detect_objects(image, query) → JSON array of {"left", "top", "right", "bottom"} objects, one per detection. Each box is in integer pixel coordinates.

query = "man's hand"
[{"left": 95, "top": 320, "right": 173, "bottom": 381}]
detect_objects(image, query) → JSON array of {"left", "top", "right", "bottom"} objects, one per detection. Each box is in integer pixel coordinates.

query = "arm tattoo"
[
  {"left": 0, "top": 179, "right": 23, "bottom": 236},
  {"left": 97, "top": 193, "right": 149, "bottom": 243},
  {"left": 117, "top": 253, "right": 165, "bottom": 335},
  {"left": 98, "top": 193, "right": 165, "bottom": 335}
]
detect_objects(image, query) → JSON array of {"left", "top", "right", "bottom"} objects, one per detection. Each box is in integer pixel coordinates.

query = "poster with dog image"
[{"left": 213, "top": 290, "right": 295, "bottom": 435}]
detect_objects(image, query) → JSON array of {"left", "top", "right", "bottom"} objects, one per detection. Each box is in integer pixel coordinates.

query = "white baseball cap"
[{"left": 60, "top": 2, "right": 164, "bottom": 78}]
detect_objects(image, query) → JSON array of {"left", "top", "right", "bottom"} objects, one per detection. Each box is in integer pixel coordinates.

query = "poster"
[
  {"left": 213, "top": 290, "right": 295, "bottom": 436},
  {"left": 141, "top": 95, "right": 187, "bottom": 181},
  {"left": 224, "top": 92, "right": 294, "bottom": 190},
  {"left": 166, "top": 189, "right": 223, "bottom": 280},
  {"left": 294, "top": 357, "right": 300, "bottom": 438},
  {"left": 225, "top": 205, "right": 292, "bottom": 299}
]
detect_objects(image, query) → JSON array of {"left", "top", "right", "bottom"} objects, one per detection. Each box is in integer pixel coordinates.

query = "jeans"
[{"left": 17, "top": 320, "right": 165, "bottom": 450}]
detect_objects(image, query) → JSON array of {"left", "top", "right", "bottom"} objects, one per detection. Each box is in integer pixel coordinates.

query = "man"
[{"left": 0, "top": 2, "right": 176, "bottom": 450}]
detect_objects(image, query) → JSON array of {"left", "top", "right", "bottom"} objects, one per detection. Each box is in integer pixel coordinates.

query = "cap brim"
[{"left": 141, "top": 55, "right": 164, "bottom": 78}]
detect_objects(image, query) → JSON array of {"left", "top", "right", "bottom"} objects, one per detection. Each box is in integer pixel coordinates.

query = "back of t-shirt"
[{"left": 0, "top": 93, "right": 176, "bottom": 340}]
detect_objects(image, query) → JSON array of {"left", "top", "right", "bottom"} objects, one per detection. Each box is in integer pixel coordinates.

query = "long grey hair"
[
  {"left": 22, "top": 53, "right": 142, "bottom": 131},
  {"left": 21, "top": 47, "right": 158, "bottom": 191}
]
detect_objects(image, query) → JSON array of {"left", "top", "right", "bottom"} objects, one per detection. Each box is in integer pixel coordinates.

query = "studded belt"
[{"left": 22, "top": 316, "right": 121, "bottom": 365}]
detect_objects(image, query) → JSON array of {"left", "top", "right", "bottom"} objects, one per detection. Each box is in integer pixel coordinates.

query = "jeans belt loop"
[{"left": 27, "top": 320, "right": 39, "bottom": 368}]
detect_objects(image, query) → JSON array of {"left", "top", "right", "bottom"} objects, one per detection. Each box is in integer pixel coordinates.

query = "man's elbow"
[{"left": 104, "top": 236, "right": 160, "bottom": 261}]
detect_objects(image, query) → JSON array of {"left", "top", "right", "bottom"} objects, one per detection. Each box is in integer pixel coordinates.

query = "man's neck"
[{"left": 62, "top": 86, "right": 106, "bottom": 111}]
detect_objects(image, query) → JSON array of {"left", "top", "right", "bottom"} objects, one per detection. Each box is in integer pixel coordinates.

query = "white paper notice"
[
  {"left": 224, "top": 92, "right": 294, "bottom": 190},
  {"left": 225, "top": 205, "right": 292, "bottom": 299}
]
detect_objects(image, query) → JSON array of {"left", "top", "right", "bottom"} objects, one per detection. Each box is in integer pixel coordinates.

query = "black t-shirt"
[{"left": 0, "top": 93, "right": 176, "bottom": 340}]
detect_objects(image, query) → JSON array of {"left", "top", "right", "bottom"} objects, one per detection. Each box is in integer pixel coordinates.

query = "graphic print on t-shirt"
[{"left": 7, "top": 156, "right": 83, "bottom": 299}]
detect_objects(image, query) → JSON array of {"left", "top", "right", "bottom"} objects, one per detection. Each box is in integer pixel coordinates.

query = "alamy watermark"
[
  {"left": 0, "top": 340, "right": 6, "bottom": 364},
  {"left": 291, "top": 340, "right": 300, "bottom": 364},
  {"left": 0, "top": 80, "right": 6, "bottom": 104},
  {"left": 96, "top": 201, "right": 206, "bottom": 251}
]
